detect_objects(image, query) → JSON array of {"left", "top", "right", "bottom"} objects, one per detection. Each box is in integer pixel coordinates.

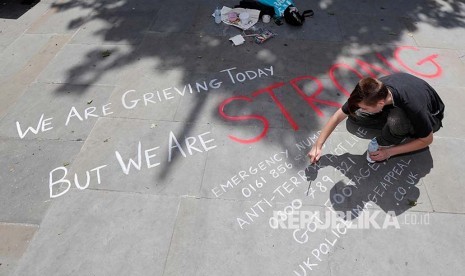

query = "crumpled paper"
[
  {"left": 229, "top": 34, "right": 245, "bottom": 46},
  {"left": 217, "top": 6, "right": 260, "bottom": 30}
]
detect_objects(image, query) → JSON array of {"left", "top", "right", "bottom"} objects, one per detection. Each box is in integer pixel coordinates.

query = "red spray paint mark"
[
  {"left": 219, "top": 46, "right": 443, "bottom": 144},
  {"left": 289, "top": 76, "right": 342, "bottom": 117},
  {"left": 218, "top": 96, "right": 269, "bottom": 144},
  {"left": 329, "top": 63, "right": 365, "bottom": 96},
  {"left": 251, "top": 82, "right": 299, "bottom": 130},
  {"left": 394, "top": 46, "right": 442, "bottom": 78},
  {"left": 375, "top": 53, "right": 401, "bottom": 73}
]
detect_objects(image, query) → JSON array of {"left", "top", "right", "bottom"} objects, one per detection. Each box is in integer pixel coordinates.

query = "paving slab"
[
  {"left": 12, "top": 2, "right": 51, "bottom": 26},
  {"left": 0, "top": 20, "right": 24, "bottom": 51},
  {"left": 0, "top": 223, "right": 38, "bottom": 276},
  {"left": 36, "top": 43, "right": 132, "bottom": 85},
  {"left": 319, "top": 0, "right": 464, "bottom": 20},
  {"left": 373, "top": 0, "right": 430, "bottom": 17},
  {"left": 0, "top": 3, "right": 50, "bottom": 48},
  {"left": 0, "top": 137, "right": 83, "bottom": 224},
  {"left": 337, "top": 13, "right": 417, "bottom": 46},
  {"left": 422, "top": 137, "right": 465, "bottom": 213},
  {"left": 108, "top": 67, "right": 273, "bottom": 124},
  {"left": 0, "top": 74, "right": 7, "bottom": 95},
  {"left": 317, "top": 0, "right": 380, "bottom": 15},
  {"left": 0, "top": 82, "right": 115, "bottom": 141},
  {"left": 226, "top": 39, "right": 313, "bottom": 78},
  {"left": 391, "top": 46, "right": 465, "bottom": 87},
  {"left": 45, "top": 0, "right": 163, "bottom": 13},
  {"left": 163, "top": 197, "right": 330, "bottom": 276},
  {"left": 406, "top": 20, "right": 465, "bottom": 50},
  {"left": 58, "top": 117, "right": 212, "bottom": 197},
  {"left": 1, "top": 0, "right": 465, "bottom": 275},
  {"left": 276, "top": 77, "right": 349, "bottom": 132},
  {"left": 25, "top": 1, "right": 92, "bottom": 35},
  {"left": 120, "top": 41, "right": 368, "bottom": 133},
  {"left": 0, "top": 34, "right": 72, "bottom": 119},
  {"left": 0, "top": 1, "right": 38, "bottom": 20},
  {"left": 174, "top": 73, "right": 286, "bottom": 128},
  {"left": 0, "top": 34, "right": 52, "bottom": 77},
  {"left": 401, "top": 0, "right": 465, "bottom": 49},
  {"left": 71, "top": 10, "right": 156, "bottom": 45},
  {"left": 274, "top": 40, "right": 345, "bottom": 77},
  {"left": 303, "top": 43, "right": 458, "bottom": 89},
  {"left": 329, "top": 211, "right": 465, "bottom": 275},
  {"left": 192, "top": 4, "right": 254, "bottom": 38},
  {"left": 107, "top": 67, "right": 185, "bottom": 121},
  {"left": 458, "top": 50, "right": 465, "bottom": 62},
  {"left": 248, "top": 39, "right": 330, "bottom": 78},
  {"left": 276, "top": 43, "right": 458, "bottom": 114},
  {"left": 133, "top": 32, "right": 291, "bottom": 76},
  {"left": 150, "top": 0, "right": 201, "bottom": 34},
  {"left": 12, "top": 189, "right": 180, "bottom": 276},
  {"left": 432, "top": 85, "right": 465, "bottom": 139},
  {"left": 102, "top": 0, "right": 163, "bottom": 12},
  {"left": 201, "top": 125, "right": 307, "bottom": 201}
]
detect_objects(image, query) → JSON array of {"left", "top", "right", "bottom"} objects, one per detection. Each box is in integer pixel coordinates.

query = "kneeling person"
[{"left": 308, "top": 72, "right": 445, "bottom": 163}]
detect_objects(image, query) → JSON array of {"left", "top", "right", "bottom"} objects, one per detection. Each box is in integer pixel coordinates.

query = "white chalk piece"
[{"left": 229, "top": 34, "right": 245, "bottom": 46}]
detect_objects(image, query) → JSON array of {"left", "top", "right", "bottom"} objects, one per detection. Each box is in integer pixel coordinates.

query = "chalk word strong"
[{"left": 219, "top": 46, "right": 442, "bottom": 144}]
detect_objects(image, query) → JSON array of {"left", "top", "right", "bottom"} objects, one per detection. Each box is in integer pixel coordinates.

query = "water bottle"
[
  {"left": 366, "top": 138, "right": 379, "bottom": 163},
  {"left": 214, "top": 7, "right": 222, "bottom": 24}
]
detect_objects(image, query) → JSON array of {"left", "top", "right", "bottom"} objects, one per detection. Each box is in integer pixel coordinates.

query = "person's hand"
[
  {"left": 369, "top": 148, "right": 391, "bottom": 162},
  {"left": 308, "top": 145, "right": 322, "bottom": 164}
]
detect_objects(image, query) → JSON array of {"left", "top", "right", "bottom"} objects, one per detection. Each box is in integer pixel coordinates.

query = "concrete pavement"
[{"left": 1, "top": 0, "right": 465, "bottom": 275}]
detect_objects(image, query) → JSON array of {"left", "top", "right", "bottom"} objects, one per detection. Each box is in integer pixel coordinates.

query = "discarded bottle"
[
  {"left": 366, "top": 138, "right": 379, "bottom": 163},
  {"left": 214, "top": 7, "right": 222, "bottom": 24}
]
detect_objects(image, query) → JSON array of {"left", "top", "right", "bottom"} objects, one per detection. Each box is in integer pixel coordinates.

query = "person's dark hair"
[{"left": 347, "top": 77, "right": 388, "bottom": 115}]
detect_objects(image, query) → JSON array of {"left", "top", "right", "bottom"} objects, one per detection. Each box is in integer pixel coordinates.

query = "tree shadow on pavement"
[{"left": 43, "top": 0, "right": 461, "bottom": 181}]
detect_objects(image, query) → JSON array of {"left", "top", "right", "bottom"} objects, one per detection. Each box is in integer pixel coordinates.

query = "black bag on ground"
[
  {"left": 235, "top": 0, "right": 275, "bottom": 18},
  {"left": 284, "top": 5, "right": 314, "bottom": 26}
]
